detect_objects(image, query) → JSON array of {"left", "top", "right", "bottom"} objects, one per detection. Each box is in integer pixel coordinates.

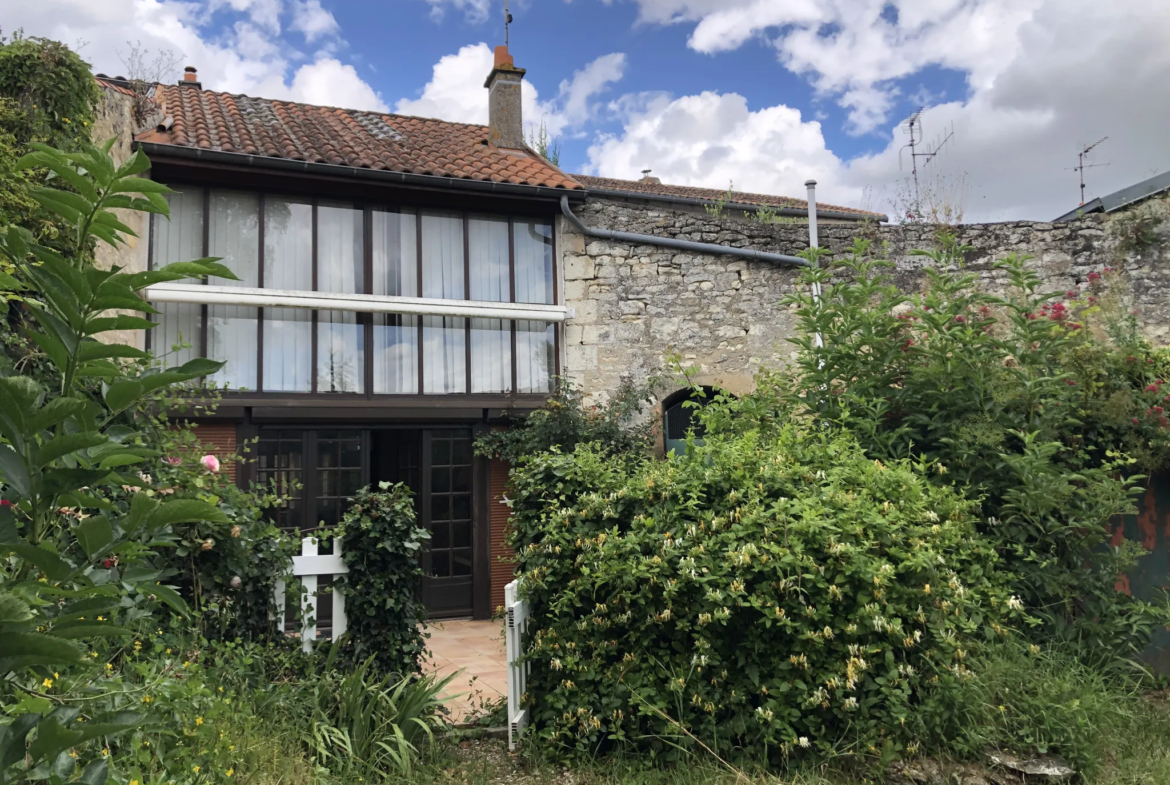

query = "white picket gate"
[
  {"left": 273, "top": 536, "right": 349, "bottom": 653},
  {"left": 504, "top": 579, "right": 530, "bottom": 750}
]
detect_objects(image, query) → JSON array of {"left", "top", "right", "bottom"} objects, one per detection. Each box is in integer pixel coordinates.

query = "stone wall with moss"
[{"left": 558, "top": 191, "right": 1170, "bottom": 403}]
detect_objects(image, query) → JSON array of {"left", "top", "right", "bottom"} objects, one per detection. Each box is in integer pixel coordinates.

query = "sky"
[{"left": 4, "top": 0, "right": 1168, "bottom": 222}]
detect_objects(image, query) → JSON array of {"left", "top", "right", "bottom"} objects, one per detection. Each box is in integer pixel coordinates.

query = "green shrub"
[
  {"left": 511, "top": 423, "right": 1020, "bottom": 762},
  {"left": 782, "top": 237, "right": 1169, "bottom": 658},
  {"left": 335, "top": 482, "right": 430, "bottom": 675}
]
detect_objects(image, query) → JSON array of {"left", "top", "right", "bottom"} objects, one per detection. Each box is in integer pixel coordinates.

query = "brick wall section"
[
  {"left": 489, "top": 457, "right": 515, "bottom": 613},
  {"left": 190, "top": 423, "right": 238, "bottom": 483}
]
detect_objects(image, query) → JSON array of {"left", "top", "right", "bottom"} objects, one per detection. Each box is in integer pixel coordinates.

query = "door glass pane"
[
  {"left": 452, "top": 550, "right": 472, "bottom": 576},
  {"left": 318, "top": 202, "right": 364, "bottom": 294},
  {"left": 516, "top": 320, "right": 555, "bottom": 393},
  {"left": 469, "top": 215, "right": 509, "bottom": 302},
  {"left": 264, "top": 197, "right": 312, "bottom": 291},
  {"left": 423, "top": 316, "right": 466, "bottom": 394},
  {"left": 374, "top": 314, "right": 418, "bottom": 394},
  {"left": 257, "top": 431, "right": 303, "bottom": 530},
  {"left": 207, "top": 306, "right": 258, "bottom": 389},
  {"left": 514, "top": 219, "right": 553, "bottom": 304},
  {"left": 470, "top": 318, "right": 511, "bottom": 393},
  {"left": 317, "top": 310, "right": 364, "bottom": 393},
  {"left": 263, "top": 308, "right": 312, "bottom": 392},
  {"left": 209, "top": 190, "right": 259, "bottom": 287},
  {"left": 372, "top": 208, "right": 417, "bottom": 297},
  {"left": 315, "top": 430, "right": 362, "bottom": 530},
  {"left": 421, "top": 211, "right": 464, "bottom": 300}
]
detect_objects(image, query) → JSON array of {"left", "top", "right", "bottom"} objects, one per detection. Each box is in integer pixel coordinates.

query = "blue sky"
[{"left": 10, "top": 0, "right": 1169, "bottom": 221}]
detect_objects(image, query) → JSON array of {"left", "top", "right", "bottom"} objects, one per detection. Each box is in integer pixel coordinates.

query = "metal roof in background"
[{"left": 1054, "top": 170, "right": 1170, "bottom": 222}]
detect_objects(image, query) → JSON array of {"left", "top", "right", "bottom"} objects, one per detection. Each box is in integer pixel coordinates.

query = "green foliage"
[
  {"left": 335, "top": 482, "right": 430, "bottom": 676},
  {"left": 526, "top": 119, "right": 561, "bottom": 167},
  {"left": 509, "top": 423, "right": 1019, "bottom": 762},
  {"left": 475, "top": 378, "right": 659, "bottom": 465},
  {"left": 0, "top": 33, "right": 100, "bottom": 150},
  {"left": 781, "top": 236, "right": 1170, "bottom": 659},
  {"left": 0, "top": 138, "right": 238, "bottom": 784},
  {"left": 308, "top": 654, "right": 453, "bottom": 779}
]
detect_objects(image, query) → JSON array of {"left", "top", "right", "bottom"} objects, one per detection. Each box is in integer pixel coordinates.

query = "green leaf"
[
  {"left": 146, "top": 582, "right": 189, "bottom": 616},
  {"left": 33, "top": 433, "right": 108, "bottom": 468},
  {"left": 0, "top": 632, "right": 84, "bottom": 671},
  {"left": 27, "top": 398, "right": 86, "bottom": 435},
  {"left": 0, "top": 713, "right": 42, "bottom": 769},
  {"left": 42, "top": 468, "right": 112, "bottom": 496},
  {"left": 76, "top": 758, "right": 108, "bottom": 785},
  {"left": 29, "top": 191, "right": 83, "bottom": 224},
  {"left": 83, "top": 315, "right": 155, "bottom": 335},
  {"left": 149, "top": 499, "right": 230, "bottom": 527},
  {"left": 77, "top": 342, "right": 147, "bottom": 362},
  {"left": 27, "top": 330, "right": 70, "bottom": 376},
  {"left": 103, "top": 381, "right": 145, "bottom": 415},
  {"left": 30, "top": 187, "right": 92, "bottom": 217},
  {"left": 0, "top": 444, "right": 31, "bottom": 497},
  {"left": 49, "top": 623, "right": 132, "bottom": 640},
  {"left": 113, "top": 149, "right": 154, "bottom": 179},
  {"left": 75, "top": 517, "right": 114, "bottom": 557},
  {"left": 97, "top": 453, "right": 147, "bottom": 470},
  {"left": 91, "top": 210, "right": 137, "bottom": 238},
  {"left": 0, "top": 592, "right": 33, "bottom": 624},
  {"left": 7, "top": 542, "right": 74, "bottom": 581},
  {"left": 0, "top": 375, "right": 43, "bottom": 442},
  {"left": 174, "top": 357, "right": 225, "bottom": 378}
]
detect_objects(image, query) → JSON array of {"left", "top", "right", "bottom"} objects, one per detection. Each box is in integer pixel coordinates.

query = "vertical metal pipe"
[{"left": 806, "top": 179, "right": 824, "bottom": 349}]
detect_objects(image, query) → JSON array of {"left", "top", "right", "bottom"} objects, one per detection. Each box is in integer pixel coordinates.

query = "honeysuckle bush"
[
  {"left": 510, "top": 424, "right": 1023, "bottom": 763},
  {"left": 780, "top": 236, "right": 1170, "bottom": 660}
]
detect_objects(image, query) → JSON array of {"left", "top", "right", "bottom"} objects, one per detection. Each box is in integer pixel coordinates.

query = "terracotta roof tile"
[
  {"left": 142, "top": 84, "right": 581, "bottom": 191},
  {"left": 572, "top": 174, "right": 881, "bottom": 218}
]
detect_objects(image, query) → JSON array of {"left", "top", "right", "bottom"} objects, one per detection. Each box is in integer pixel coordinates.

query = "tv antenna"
[
  {"left": 899, "top": 110, "right": 954, "bottom": 218},
  {"left": 1068, "top": 137, "right": 1109, "bottom": 205},
  {"left": 504, "top": 0, "right": 513, "bottom": 47}
]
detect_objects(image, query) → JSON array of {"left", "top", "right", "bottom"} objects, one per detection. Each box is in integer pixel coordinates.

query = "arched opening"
[{"left": 663, "top": 386, "right": 718, "bottom": 456}]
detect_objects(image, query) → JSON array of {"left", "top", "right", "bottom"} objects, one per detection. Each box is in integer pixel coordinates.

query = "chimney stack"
[
  {"left": 484, "top": 46, "right": 525, "bottom": 149},
  {"left": 180, "top": 66, "right": 201, "bottom": 89}
]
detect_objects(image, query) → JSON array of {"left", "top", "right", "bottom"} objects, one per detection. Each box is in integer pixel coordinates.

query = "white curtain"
[
  {"left": 423, "top": 316, "right": 466, "bottom": 394},
  {"left": 209, "top": 190, "right": 259, "bottom": 286},
  {"left": 208, "top": 306, "right": 258, "bottom": 389},
  {"left": 514, "top": 219, "right": 554, "bottom": 304},
  {"left": 470, "top": 318, "right": 511, "bottom": 393},
  {"left": 374, "top": 314, "right": 418, "bottom": 393},
  {"left": 372, "top": 209, "right": 417, "bottom": 297},
  {"left": 207, "top": 190, "right": 259, "bottom": 387},
  {"left": 318, "top": 202, "right": 364, "bottom": 294},
  {"left": 318, "top": 310, "right": 364, "bottom": 393},
  {"left": 264, "top": 197, "right": 312, "bottom": 290},
  {"left": 516, "top": 321, "right": 554, "bottom": 393},
  {"left": 263, "top": 308, "right": 312, "bottom": 392},
  {"left": 421, "top": 211, "right": 464, "bottom": 299},
  {"left": 152, "top": 188, "right": 205, "bottom": 365},
  {"left": 469, "top": 215, "right": 509, "bottom": 302}
]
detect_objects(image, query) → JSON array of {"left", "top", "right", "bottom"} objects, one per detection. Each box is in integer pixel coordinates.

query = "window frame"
[{"left": 147, "top": 183, "right": 560, "bottom": 399}]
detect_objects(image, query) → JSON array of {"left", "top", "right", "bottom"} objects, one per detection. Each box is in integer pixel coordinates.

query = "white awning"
[{"left": 144, "top": 282, "right": 572, "bottom": 323}]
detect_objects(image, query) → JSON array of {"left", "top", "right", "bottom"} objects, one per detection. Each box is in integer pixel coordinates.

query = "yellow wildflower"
[
  {"left": 195, "top": 717, "right": 203, "bottom": 726},
  {"left": 105, "top": 663, "right": 113, "bottom": 671},
  {"left": 101, "top": 749, "right": 109, "bottom": 758},
  {"left": 225, "top": 769, "right": 234, "bottom": 777},
  {"left": 142, "top": 695, "right": 153, "bottom": 704},
  {"left": 192, "top": 766, "right": 200, "bottom": 773},
  {"left": 131, "top": 780, "right": 140, "bottom": 785},
  {"left": 42, "top": 678, "right": 53, "bottom": 689}
]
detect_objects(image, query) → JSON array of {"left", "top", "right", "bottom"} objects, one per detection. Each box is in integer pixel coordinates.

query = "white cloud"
[
  {"left": 395, "top": 43, "right": 625, "bottom": 139},
  {"left": 591, "top": 0, "right": 1170, "bottom": 220},
  {"left": 290, "top": 0, "right": 340, "bottom": 43},
  {"left": 424, "top": 0, "right": 493, "bottom": 24},
  {"left": 5, "top": 0, "right": 384, "bottom": 111},
  {"left": 585, "top": 90, "right": 860, "bottom": 207}
]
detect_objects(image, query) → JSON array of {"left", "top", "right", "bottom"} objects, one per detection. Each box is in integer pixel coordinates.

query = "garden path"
[{"left": 424, "top": 619, "right": 507, "bottom": 722}]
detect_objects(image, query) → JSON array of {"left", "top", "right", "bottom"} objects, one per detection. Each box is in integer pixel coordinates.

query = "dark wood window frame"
[{"left": 147, "top": 184, "right": 560, "bottom": 400}]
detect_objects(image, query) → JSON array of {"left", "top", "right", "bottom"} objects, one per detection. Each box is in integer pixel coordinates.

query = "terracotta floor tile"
[{"left": 422, "top": 619, "right": 507, "bottom": 723}]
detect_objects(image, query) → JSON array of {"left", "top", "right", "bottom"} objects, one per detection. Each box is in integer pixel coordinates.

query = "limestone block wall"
[{"left": 559, "top": 192, "right": 1170, "bottom": 404}]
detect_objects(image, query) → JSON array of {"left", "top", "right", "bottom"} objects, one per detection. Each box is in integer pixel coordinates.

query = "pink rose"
[
  {"left": 163, "top": 456, "right": 182, "bottom": 466},
  {"left": 200, "top": 454, "right": 221, "bottom": 473}
]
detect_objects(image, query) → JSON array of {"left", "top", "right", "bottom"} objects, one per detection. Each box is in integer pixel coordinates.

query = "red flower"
[
  {"left": 1145, "top": 384, "right": 1159, "bottom": 392},
  {"left": 1133, "top": 418, "right": 1141, "bottom": 425},
  {"left": 102, "top": 559, "right": 113, "bottom": 569},
  {"left": 954, "top": 315, "right": 966, "bottom": 324},
  {"left": 1088, "top": 272, "right": 1102, "bottom": 282},
  {"left": 1068, "top": 323, "right": 1082, "bottom": 331},
  {"left": 1065, "top": 379, "right": 1077, "bottom": 386},
  {"left": 0, "top": 499, "right": 11, "bottom": 507}
]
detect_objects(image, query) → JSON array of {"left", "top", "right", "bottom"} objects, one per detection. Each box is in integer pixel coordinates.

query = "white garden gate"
[
  {"left": 273, "top": 536, "right": 349, "bottom": 653},
  {"left": 504, "top": 579, "right": 530, "bottom": 750}
]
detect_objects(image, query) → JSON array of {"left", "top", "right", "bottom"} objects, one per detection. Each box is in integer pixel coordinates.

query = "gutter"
[
  {"left": 134, "top": 142, "right": 587, "bottom": 202},
  {"left": 582, "top": 185, "right": 888, "bottom": 223},
  {"left": 560, "top": 196, "right": 808, "bottom": 268}
]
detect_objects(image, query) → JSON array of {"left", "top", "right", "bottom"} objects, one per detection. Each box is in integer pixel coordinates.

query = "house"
[
  {"left": 1054, "top": 170, "right": 1170, "bottom": 222},
  {"left": 90, "top": 46, "right": 886, "bottom": 620}
]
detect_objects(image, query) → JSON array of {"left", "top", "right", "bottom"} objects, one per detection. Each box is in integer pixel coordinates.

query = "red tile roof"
[
  {"left": 135, "top": 84, "right": 581, "bottom": 191},
  {"left": 572, "top": 174, "right": 880, "bottom": 219},
  {"left": 95, "top": 77, "right": 137, "bottom": 98}
]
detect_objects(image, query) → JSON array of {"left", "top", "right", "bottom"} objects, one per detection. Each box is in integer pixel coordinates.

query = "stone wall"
[
  {"left": 91, "top": 85, "right": 149, "bottom": 349},
  {"left": 559, "top": 191, "right": 1170, "bottom": 403}
]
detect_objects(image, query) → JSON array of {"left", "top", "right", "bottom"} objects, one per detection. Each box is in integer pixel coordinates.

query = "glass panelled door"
[{"left": 421, "top": 430, "right": 475, "bottom": 616}]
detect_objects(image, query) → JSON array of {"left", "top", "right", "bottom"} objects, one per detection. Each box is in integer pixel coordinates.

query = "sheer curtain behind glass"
[
  {"left": 318, "top": 311, "right": 364, "bottom": 393},
  {"left": 469, "top": 215, "right": 509, "bottom": 302},
  {"left": 471, "top": 319, "right": 510, "bottom": 393},
  {"left": 152, "top": 187, "right": 204, "bottom": 366},
  {"left": 516, "top": 321, "right": 554, "bottom": 393},
  {"left": 207, "top": 190, "right": 258, "bottom": 389},
  {"left": 514, "top": 220, "right": 554, "bottom": 304},
  {"left": 263, "top": 198, "right": 312, "bottom": 391},
  {"left": 318, "top": 202, "right": 364, "bottom": 294},
  {"left": 373, "top": 209, "right": 419, "bottom": 393},
  {"left": 421, "top": 212, "right": 466, "bottom": 392}
]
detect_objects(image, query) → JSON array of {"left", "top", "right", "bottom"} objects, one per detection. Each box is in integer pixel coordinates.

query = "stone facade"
[
  {"left": 558, "top": 192, "right": 1170, "bottom": 404},
  {"left": 92, "top": 85, "right": 149, "bottom": 349}
]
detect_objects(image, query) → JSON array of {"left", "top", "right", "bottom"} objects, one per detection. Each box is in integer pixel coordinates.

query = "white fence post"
[
  {"left": 273, "top": 536, "right": 349, "bottom": 653},
  {"left": 504, "top": 578, "right": 530, "bottom": 751}
]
